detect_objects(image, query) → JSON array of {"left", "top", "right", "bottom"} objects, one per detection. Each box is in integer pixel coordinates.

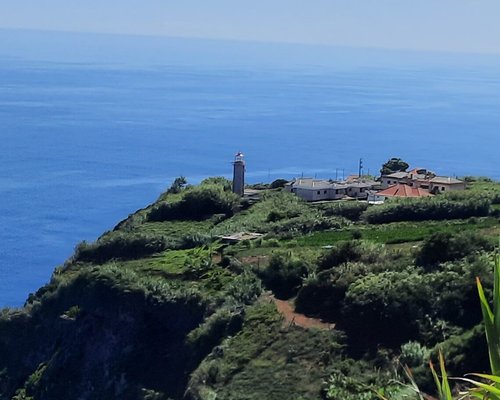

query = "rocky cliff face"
[{"left": 0, "top": 270, "right": 211, "bottom": 400}]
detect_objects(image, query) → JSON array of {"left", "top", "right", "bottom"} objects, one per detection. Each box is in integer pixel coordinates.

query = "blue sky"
[{"left": 2, "top": 1, "right": 500, "bottom": 54}]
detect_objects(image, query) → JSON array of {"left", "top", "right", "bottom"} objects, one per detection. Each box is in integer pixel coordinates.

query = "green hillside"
[{"left": 1, "top": 177, "right": 499, "bottom": 400}]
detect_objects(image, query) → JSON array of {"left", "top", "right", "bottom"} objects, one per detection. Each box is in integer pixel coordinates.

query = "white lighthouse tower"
[{"left": 232, "top": 152, "right": 245, "bottom": 196}]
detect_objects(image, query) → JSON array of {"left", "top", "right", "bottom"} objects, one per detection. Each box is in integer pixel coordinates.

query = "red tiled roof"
[{"left": 377, "top": 184, "right": 433, "bottom": 198}]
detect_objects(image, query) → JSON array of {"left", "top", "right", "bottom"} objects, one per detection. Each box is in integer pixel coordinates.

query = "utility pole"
[{"left": 358, "top": 158, "right": 363, "bottom": 177}]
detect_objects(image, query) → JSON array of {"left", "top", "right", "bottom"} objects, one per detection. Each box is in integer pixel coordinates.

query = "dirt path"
[{"left": 269, "top": 295, "right": 333, "bottom": 330}]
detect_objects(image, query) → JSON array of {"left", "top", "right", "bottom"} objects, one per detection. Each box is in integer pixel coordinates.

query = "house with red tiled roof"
[{"left": 377, "top": 183, "right": 433, "bottom": 198}]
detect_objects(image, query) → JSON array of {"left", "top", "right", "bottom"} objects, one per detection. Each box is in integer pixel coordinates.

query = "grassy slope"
[{"left": 189, "top": 302, "right": 342, "bottom": 400}]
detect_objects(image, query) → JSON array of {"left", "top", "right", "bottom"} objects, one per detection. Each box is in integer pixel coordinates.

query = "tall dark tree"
[
  {"left": 380, "top": 157, "right": 409, "bottom": 176},
  {"left": 167, "top": 176, "right": 188, "bottom": 194}
]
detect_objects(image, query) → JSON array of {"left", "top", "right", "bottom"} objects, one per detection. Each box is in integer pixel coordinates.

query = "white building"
[
  {"left": 285, "top": 178, "right": 377, "bottom": 202},
  {"left": 429, "top": 177, "right": 467, "bottom": 193}
]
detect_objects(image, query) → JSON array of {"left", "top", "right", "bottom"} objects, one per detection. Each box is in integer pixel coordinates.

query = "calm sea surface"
[{"left": 1, "top": 43, "right": 500, "bottom": 306}]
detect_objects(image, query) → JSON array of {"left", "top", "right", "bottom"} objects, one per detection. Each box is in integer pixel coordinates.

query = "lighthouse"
[{"left": 232, "top": 152, "right": 245, "bottom": 196}]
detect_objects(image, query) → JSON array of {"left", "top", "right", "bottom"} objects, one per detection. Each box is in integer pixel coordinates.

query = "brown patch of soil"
[{"left": 270, "top": 295, "right": 333, "bottom": 330}]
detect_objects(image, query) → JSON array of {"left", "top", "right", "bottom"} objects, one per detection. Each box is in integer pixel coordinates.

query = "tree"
[
  {"left": 167, "top": 176, "right": 187, "bottom": 194},
  {"left": 270, "top": 179, "right": 288, "bottom": 189},
  {"left": 380, "top": 158, "right": 409, "bottom": 176}
]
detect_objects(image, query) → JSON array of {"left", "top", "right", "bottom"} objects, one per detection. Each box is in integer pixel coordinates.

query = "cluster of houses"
[{"left": 284, "top": 168, "right": 466, "bottom": 203}]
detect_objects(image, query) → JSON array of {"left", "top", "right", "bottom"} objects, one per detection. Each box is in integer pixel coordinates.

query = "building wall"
[
  {"left": 291, "top": 187, "right": 347, "bottom": 202},
  {"left": 328, "top": 188, "right": 347, "bottom": 200},
  {"left": 368, "top": 193, "right": 385, "bottom": 203},
  {"left": 412, "top": 180, "right": 430, "bottom": 189},
  {"left": 346, "top": 186, "right": 369, "bottom": 199},
  {"left": 381, "top": 177, "right": 406, "bottom": 189},
  {"left": 429, "top": 182, "right": 466, "bottom": 193},
  {"left": 294, "top": 188, "right": 331, "bottom": 201}
]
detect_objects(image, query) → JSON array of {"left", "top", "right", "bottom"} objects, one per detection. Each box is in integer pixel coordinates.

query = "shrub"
[
  {"left": 295, "top": 276, "right": 345, "bottom": 321},
  {"left": 319, "top": 202, "right": 369, "bottom": 221},
  {"left": 318, "top": 240, "right": 385, "bottom": 271},
  {"left": 351, "top": 229, "right": 363, "bottom": 240},
  {"left": 264, "top": 238, "right": 281, "bottom": 248},
  {"left": 415, "top": 231, "right": 493, "bottom": 268},
  {"left": 178, "top": 233, "right": 212, "bottom": 249},
  {"left": 427, "top": 256, "right": 493, "bottom": 330},
  {"left": 399, "top": 341, "right": 429, "bottom": 368},
  {"left": 362, "top": 196, "right": 491, "bottom": 224},
  {"left": 341, "top": 271, "right": 431, "bottom": 348},
  {"left": 74, "top": 233, "right": 173, "bottom": 264},
  {"left": 295, "top": 263, "right": 368, "bottom": 321},
  {"left": 275, "top": 215, "right": 345, "bottom": 235},
  {"left": 319, "top": 241, "right": 363, "bottom": 270},
  {"left": 433, "top": 324, "right": 489, "bottom": 375},
  {"left": 267, "top": 210, "right": 283, "bottom": 222},
  {"left": 200, "top": 177, "right": 232, "bottom": 192},
  {"left": 186, "top": 307, "right": 244, "bottom": 361},
  {"left": 149, "top": 185, "right": 239, "bottom": 221},
  {"left": 324, "top": 372, "right": 374, "bottom": 400},
  {"left": 261, "top": 253, "right": 311, "bottom": 299},
  {"left": 225, "top": 271, "right": 262, "bottom": 305}
]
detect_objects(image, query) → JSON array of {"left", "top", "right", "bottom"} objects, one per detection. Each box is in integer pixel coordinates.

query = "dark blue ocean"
[{"left": 1, "top": 30, "right": 500, "bottom": 306}]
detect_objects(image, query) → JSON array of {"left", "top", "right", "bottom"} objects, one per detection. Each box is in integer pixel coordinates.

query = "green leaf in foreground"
[{"left": 476, "top": 254, "right": 500, "bottom": 375}]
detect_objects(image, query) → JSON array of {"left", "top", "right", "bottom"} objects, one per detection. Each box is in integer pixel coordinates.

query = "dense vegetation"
[
  {"left": 362, "top": 194, "right": 491, "bottom": 224},
  {"left": 0, "top": 176, "right": 499, "bottom": 399}
]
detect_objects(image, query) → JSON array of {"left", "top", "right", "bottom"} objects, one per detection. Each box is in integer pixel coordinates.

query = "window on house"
[
  {"left": 317, "top": 191, "right": 320, "bottom": 195},
  {"left": 324, "top": 190, "right": 327, "bottom": 194},
  {"left": 442, "top": 187, "right": 445, "bottom": 191},
  {"left": 387, "top": 180, "right": 391, "bottom": 184}
]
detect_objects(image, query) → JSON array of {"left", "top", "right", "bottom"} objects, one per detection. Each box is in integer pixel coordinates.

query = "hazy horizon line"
[{"left": 3, "top": 26, "right": 500, "bottom": 59}]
